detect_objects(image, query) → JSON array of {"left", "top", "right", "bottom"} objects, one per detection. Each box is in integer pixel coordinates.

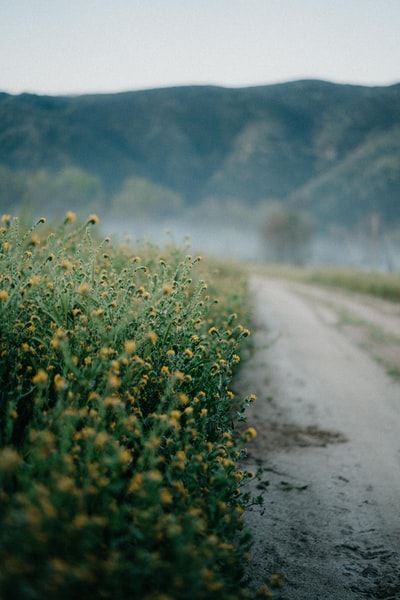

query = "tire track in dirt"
[{"left": 238, "top": 275, "right": 400, "bottom": 599}]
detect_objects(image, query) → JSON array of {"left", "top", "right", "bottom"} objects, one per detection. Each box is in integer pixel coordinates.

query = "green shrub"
[{"left": 0, "top": 213, "right": 272, "bottom": 599}]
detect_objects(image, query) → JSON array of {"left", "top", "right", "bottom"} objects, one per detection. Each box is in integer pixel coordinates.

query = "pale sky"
[{"left": 1, "top": 0, "right": 400, "bottom": 96}]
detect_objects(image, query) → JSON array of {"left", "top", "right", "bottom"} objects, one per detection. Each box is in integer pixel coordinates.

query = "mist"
[{"left": 102, "top": 206, "right": 400, "bottom": 272}]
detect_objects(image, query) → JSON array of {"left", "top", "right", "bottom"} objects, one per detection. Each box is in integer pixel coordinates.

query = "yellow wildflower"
[
  {"left": 119, "top": 448, "right": 132, "bottom": 465},
  {"left": 147, "top": 469, "right": 163, "bottom": 483},
  {"left": 173, "top": 480, "right": 189, "bottom": 499},
  {"left": 124, "top": 340, "right": 136, "bottom": 353},
  {"left": 173, "top": 450, "right": 186, "bottom": 471},
  {"left": 56, "top": 476, "right": 76, "bottom": 493},
  {"left": 244, "top": 427, "right": 257, "bottom": 440},
  {"left": 54, "top": 373, "right": 68, "bottom": 392},
  {"left": 128, "top": 473, "right": 143, "bottom": 494},
  {"left": 87, "top": 214, "right": 99, "bottom": 225},
  {"left": 61, "top": 259, "right": 74, "bottom": 270},
  {"left": 107, "top": 374, "right": 121, "bottom": 389},
  {"left": 162, "top": 283, "right": 174, "bottom": 295},
  {"left": 94, "top": 431, "right": 109, "bottom": 449},
  {"left": 25, "top": 506, "right": 42, "bottom": 528},
  {"left": 77, "top": 282, "right": 91, "bottom": 295},
  {"left": 0, "top": 290, "right": 9, "bottom": 301},
  {"left": 145, "top": 436, "right": 161, "bottom": 450},
  {"left": 208, "top": 326, "right": 219, "bottom": 335},
  {"left": 65, "top": 211, "right": 77, "bottom": 223},
  {"left": 0, "top": 447, "right": 22, "bottom": 472},
  {"left": 160, "top": 488, "right": 173, "bottom": 504},
  {"left": 173, "top": 370, "right": 185, "bottom": 382},
  {"left": 32, "top": 369, "right": 48, "bottom": 385},
  {"left": 147, "top": 330, "right": 158, "bottom": 345},
  {"left": 104, "top": 394, "right": 122, "bottom": 407},
  {"left": 179, "top": 392, "right": 189, "bottom": 406},
  {"left": 80, "top": 427, "right": 96, "bottom": 438},
  {"left": 72, "top": 514, "right": 89, "bottom": 529}
]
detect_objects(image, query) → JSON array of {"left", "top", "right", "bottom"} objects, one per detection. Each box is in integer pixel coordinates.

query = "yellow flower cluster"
[{"left": 0, "top": 214, "right": 261, "bottom": 599}]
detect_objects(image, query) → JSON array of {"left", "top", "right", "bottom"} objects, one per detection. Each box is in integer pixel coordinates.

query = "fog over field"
[{"left": 106, "top": 211, "right": 400, "bottom": 272}]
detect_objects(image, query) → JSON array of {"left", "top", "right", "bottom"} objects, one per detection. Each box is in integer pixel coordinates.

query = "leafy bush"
[{"left": 0, "top": 214, "right": 275, "bottom": 599}]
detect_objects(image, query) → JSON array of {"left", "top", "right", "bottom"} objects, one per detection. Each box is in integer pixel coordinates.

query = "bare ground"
[{"left": 237, "top": 275, "right": 400, "bottom": 599}]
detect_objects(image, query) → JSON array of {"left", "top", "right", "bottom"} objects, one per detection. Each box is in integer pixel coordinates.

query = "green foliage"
[
  {"left": 0, "top": 214, "right": 273, "bottom": 599},
  {"left": 111, "top": 176, "right": 183, "bottom": 221},
  {"left": 0, "top": 165, "right": 27, "bottom": 212},
  {"left": 261, "top": 206, "right": 312, "bottom": 265},
  {"left": 289, "top": 126, "right": 400, "bottom": 228},
  {"left": 0, "top": 165, "right": 105, "bottom": 217}
]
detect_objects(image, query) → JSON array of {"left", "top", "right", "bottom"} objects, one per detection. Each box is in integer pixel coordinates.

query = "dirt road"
[{"left": 238, "top": 275, "right": 400, "bottom": 599}]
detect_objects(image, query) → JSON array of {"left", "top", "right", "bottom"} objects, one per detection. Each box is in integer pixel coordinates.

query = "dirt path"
[{"left": 238, "top": 275, "right": 400, "bottom": 599}]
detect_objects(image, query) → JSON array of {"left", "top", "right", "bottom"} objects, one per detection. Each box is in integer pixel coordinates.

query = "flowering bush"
[{"left": 0, "top": 214, "right": 276, "bottom": 599}]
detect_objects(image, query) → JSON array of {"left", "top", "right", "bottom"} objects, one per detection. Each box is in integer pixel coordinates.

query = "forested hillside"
[{"left": 1, "top": 80, "right": 400, "bottom": 230}]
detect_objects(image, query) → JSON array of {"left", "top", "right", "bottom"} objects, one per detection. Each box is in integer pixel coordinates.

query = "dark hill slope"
[{"left": 0, "top": 80, "right": 399, "bottom": 225}]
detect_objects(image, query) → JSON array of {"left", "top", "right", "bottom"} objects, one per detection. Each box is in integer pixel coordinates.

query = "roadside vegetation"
[
  {"left": 256, "top": 264, "right": 400, "bottom": 303},
  {"left": 0, "top": 214, "right": 281, "bottom": 599}
]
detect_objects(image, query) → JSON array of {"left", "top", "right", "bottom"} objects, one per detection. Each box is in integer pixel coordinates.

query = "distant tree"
[
  {"left": 0, "top": 166, "right": 105, "bottom": 218},
  {"left": 51, "top": 167, "right": 105, "bottom": 213},
  {"left": 111, "top": 177, "right": 183, "bottom": 221},
  {"left": 261, "top": 206, "right": 312, "bottom": 265},
  {"left": 24, "top": 167, "right": 104, "bottom": 216},
  {"left": 0, "top": 166, "right": 28, "bottom": 213}
]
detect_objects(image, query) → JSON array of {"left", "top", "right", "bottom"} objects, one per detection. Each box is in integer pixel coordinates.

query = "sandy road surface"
[{"left": 237, "top": 275, "right": 400, "bottom": 599}]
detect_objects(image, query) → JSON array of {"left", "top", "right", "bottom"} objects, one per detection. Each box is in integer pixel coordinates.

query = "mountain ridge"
[{"left": 1, "top": 79, "right": 400, "bottom": 228}]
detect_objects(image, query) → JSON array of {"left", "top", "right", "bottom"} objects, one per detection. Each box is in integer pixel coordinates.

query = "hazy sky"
[{"left": 1, "top": 0, "right": 400, "bottom": 96}]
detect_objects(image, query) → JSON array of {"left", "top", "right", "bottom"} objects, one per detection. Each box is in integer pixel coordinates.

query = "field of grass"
[
  {"left": 255, "top": 264, "right": 400, "bottom": 303},
  {"left": 0, "top": 214, "right": 281, "bottom": 600}
]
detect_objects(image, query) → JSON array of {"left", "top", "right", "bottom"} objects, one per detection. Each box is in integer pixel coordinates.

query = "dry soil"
[{"left": 238, "top": 275, "right": 400, "bottom": 599}]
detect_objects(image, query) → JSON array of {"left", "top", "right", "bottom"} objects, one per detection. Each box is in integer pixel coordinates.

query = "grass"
[
  {"left": 0, "top": 213, "right": 281, "bottom": 600},
  {"left": 255, "top": 263, "right": 400, "bottom": 303}
]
